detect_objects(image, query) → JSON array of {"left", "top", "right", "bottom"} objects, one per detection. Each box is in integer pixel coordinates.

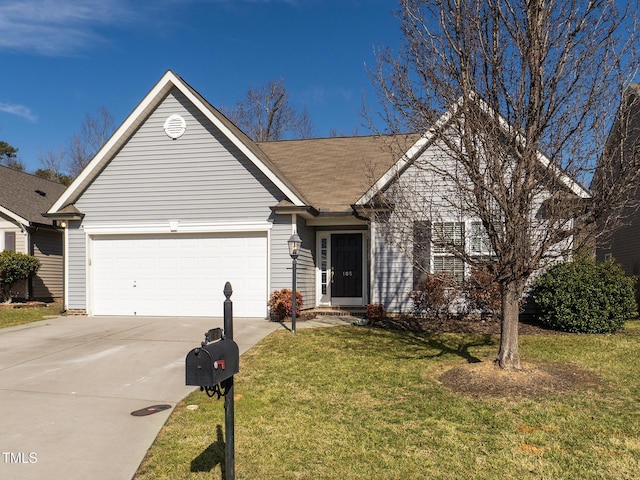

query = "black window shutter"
[{"left": 413, "top": 221, "right": 432, "bottom": 288}]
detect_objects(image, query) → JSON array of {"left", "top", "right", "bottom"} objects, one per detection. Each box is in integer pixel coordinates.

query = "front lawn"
[
  {"left": 135, "top": 321, "right": 640, "bottom": 480},
  {"left": 0, "top": 302, "right": 63, "bottom": 329}
]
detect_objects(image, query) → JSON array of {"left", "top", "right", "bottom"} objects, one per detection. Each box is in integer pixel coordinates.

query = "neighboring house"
[
  {"left": 0, "top": 166, "right": 66, "bottom": 301},
  {"left": 46, "top": 71, "right": 588, "bottom": 317},
  {"left": 596, "top": 84, "right": 640, "bottom": 293}
]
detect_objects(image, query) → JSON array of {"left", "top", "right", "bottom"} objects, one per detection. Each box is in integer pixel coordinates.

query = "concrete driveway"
[{"left": 0, "top": 314, "right": 281, "bottom": 480}]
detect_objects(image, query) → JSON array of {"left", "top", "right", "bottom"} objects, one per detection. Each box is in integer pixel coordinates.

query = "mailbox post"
[
  {"left": 223, "top": 282, "right": 234, "bottom": 479},
  {"left": 185, "top": 282, "right": 238, "bottom": 480}
]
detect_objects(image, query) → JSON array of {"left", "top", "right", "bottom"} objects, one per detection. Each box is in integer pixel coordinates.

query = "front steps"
[{"left": 304, "top": 306, "right": 367, "bottom": 318}]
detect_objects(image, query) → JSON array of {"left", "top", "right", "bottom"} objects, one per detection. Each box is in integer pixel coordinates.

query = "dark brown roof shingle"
[
  {"left": 0, "top": 166, "right": 67, "bottom": 226},
  {"left": 257, "top": 134, "right": 420, "bottom": 213}
]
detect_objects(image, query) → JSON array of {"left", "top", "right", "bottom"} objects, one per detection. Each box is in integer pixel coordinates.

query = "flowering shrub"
[{"left": 268, "top": 288, "right": 303, "bottom": 320}]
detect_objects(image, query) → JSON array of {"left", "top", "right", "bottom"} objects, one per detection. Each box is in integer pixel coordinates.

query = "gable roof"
[
  {"left": 356, "top": 95, "right": 591, "bottom": 206},
  {"left": 48, "top": 70, "right": 309, "bottom": 216},
  {"left": 258, "top": 134, "right": 420, "bottom": 213},
  {"left": 0, "top": 166, "right": 67, "bottom": 227}
]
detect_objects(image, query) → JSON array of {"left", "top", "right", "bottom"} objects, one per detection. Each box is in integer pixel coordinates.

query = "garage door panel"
[{"left": 91, "top": 233, "right": 267, "bottom": 317}]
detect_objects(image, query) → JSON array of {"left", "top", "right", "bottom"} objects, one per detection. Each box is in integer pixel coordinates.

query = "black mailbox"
[{"left": 186, "top": 339, "right": 239, "bottom": 388}]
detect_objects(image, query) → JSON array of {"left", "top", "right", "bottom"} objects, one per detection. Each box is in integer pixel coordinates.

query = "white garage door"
[{"left": 91, "top": 233, "right": 268, "bottom": 317}]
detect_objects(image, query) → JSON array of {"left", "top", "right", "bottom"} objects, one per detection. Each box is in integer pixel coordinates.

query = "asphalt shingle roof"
[
  {"left": 257, "top": 134, "right": 420, "bottom": 213},
  {"left": 0, "top": 166, "right": 67, "bottom": 226}
]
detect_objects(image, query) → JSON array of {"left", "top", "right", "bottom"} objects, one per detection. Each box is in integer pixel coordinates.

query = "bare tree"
[
  {"left": 66, "top": 106, "right": 114, "bottom": 177},
  {"left": 36, "top": 149, "right": 72, "bottom": 185},
  {"left": 329, "top": 127, "right": 360, "bottom": 137},
  {"left": 223, "top": 79, "right": 313, "bottom": 141},
  {"left": 370, "top": 0, "right": 639, "bottom": 370}
]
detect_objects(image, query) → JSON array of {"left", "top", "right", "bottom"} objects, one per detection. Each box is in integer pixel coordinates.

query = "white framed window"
[
  {"left": 432, "top": 222, "right": 465, "bottom": 281},
  {"left": 320, "top": 237, "right": 328, "bottom": 295},
  {"left": 432, "top": 255, "right": 465, "bottom": 281},
  {"left": 3, "top": 231, "right": 16, "bottom": 252},
  {"left": 471, "top": 221, "right": 494, "bottom": 256},
  {"left": 432, "top": 222, "right": 464, "bottom": 253},
  {"left": 413, "top": 220, "right": 497, "bottom": 283}
]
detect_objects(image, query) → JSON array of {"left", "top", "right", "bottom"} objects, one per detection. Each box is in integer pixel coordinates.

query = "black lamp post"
[{"left": 287, "top": 233, "right": 302, "bottom": 333}]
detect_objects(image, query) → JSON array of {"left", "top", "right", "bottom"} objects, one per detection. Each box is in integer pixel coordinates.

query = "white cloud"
[
  {"left": 0, "top": 0, "right": 134, "bottom": 56},
  {"left": 0, "top": 0, "right": 305, "bottom": 56},
  {"left": 0, "top": 103, "right": 38, "bottom": 122}
]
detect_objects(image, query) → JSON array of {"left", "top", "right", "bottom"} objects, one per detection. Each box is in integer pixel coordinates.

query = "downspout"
[
  {"left": 23, "top": 224, "right": 32, "bottom": 300},
  {"left": 61, "top": 222, "right": 68, "bottom": 313}
]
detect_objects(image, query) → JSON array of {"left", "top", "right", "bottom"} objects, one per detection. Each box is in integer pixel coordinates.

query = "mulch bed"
[
  {"left": 437, "top": 359, "right": 601, "bottom": 398},
  {"left": 0, "top": 301, "right": 48, "bottom": 309},
  {"left": 370, "top": 314, "right": 563, "bottom": 335}
]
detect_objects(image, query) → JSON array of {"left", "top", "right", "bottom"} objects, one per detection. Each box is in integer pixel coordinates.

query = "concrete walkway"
[{"left": 0, "top": 315, "right": 284, "bottom": 480}]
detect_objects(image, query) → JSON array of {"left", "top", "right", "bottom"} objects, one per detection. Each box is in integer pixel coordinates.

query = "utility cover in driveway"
[
  {"left": 90, "top": 232, "right": 268, "bottom": 317},
  {"left": 131, "top": 404, "right": 172, "bottom": 416}
]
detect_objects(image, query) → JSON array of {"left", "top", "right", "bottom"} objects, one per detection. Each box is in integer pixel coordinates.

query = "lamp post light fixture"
[{"left": 287, "top": 233, "right": 302, "bottom": 333}]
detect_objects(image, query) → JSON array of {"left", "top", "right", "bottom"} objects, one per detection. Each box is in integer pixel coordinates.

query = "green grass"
[
  {"left": 135, "top": 321, "right": 640, "bottom": 480},
  {"left": 0, "top": 302, "right": 63, "bottom": 329}
]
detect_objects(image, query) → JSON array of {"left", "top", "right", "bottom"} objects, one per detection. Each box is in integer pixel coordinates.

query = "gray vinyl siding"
[
  {"left": 370, "top": 139, "right": 571, "bottom": 313},
  {"left": 67, "top": 221, "right": 87, "bottom": 309},
  {"left": 0, "top": 217, "right": 27, "bottom": 254},
  {"left": 31, "top": 229, "right": 63, "bottom": 300},
  {"left": 296, "top": 217, "right": 316, "bottom": 309},
  {"left": 75, "top": 88, "right": 284, "bottom": 225},
  {"left": 269, "top": 215, "right": 316, "bottom": 309},
  {"left": 597, "top": 209, "right": 640, "bottom": 275},
  {"left": 371, "top": 222, "right": 414, "bottom": 313},
  {"left": 597, "top": 210, "right": 640, "bottom": 299},
  {"left": 68, "top": 89, "right": 291, "bottom": 311},
  {"left": 270, "top": 214, "right": 295, "bottom": 291}
]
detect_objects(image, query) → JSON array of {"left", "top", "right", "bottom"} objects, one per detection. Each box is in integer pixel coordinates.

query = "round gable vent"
[{"left": 164, "top": 114, "right": 186, "bottom": 139}]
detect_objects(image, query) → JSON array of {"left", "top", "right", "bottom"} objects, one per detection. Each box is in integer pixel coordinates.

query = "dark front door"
[{"left": 331, "top": 233, "right": 362, "bottom": 298}]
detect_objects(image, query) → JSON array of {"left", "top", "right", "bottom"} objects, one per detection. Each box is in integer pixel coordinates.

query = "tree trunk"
[{"left": 495, "top": 280, "right": 521, "bottom": 370}]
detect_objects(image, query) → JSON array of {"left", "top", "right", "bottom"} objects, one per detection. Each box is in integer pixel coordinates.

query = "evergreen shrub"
[
  {"left": 531, "top": 256, "right": 637, "bottom": 333},
  {"left": 0, "top": 251, "right": 40, "bottom": 303}
]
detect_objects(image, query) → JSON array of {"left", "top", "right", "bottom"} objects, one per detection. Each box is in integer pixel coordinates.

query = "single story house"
[
  {"left": 47, "top": 71, "right": 587, "bottom": 317},
  {"left": 0, "top": 165, "right": 66, "bottom": 301}
]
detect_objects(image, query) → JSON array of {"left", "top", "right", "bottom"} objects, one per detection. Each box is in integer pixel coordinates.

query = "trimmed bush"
[
  {"left": 268, "top": 288, "right": 303, "bottom": 320},
  {"left": 0, "top": 251, "right": 41, "bottom": 303},
  {"left": 367, "top": 303, "right": 386, "bottom": 322},
  {"left": 531, "top": 257, "right": 637, "bottom": 333}
]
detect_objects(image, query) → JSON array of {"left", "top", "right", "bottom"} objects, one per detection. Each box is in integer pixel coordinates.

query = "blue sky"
[{"left": 0, "top": 0, "right": 401, "bottom": 173}]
